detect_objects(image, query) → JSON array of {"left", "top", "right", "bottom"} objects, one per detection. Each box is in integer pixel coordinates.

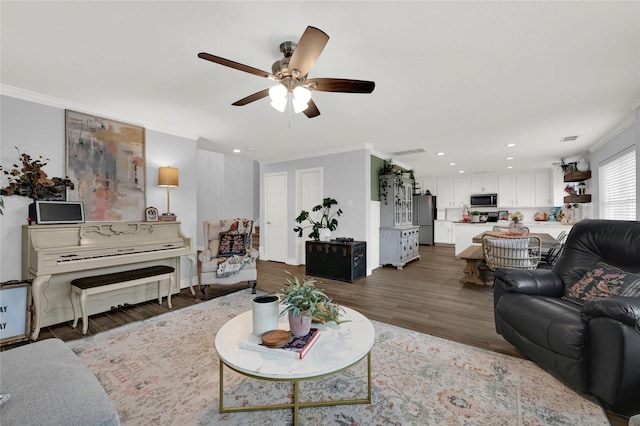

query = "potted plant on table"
[
  {"left": 470, "top": 210, "right": 481, "bottom": 222},
  {"left": 275, "top": 273, "right": 330, "bottom": 336},
  {"left": 293, "top": 197, "right": 343, "bottom": 241}
]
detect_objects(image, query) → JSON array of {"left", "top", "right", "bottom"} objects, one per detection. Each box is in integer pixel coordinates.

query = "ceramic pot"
[
  {"left": 576, "top": 158, "right": 589, "bottom": 172},
  {"left": 319, "top": 228, "right": 331, "bottom": 241},
  {"left": 288, "top": 310, "right": 312, "bottom": 337},
  {"left": 471, "top": 215, "right": 480, "bottom": 223},
  {"left": 252, "top": 295, "right": 279, "bottom": 336}
]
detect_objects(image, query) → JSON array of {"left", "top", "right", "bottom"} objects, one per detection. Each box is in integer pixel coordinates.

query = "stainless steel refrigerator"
[{"left": 413, "top": 194, "right": 436, "bottom": 245}]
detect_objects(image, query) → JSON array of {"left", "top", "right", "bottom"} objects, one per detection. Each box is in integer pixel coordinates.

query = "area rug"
[{"left": 67, "top": 290, "right": 609, "bottom": 425}]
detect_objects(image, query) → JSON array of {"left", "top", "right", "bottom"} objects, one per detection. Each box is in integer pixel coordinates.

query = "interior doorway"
[
  {"left": 295, "top": 167, "right": 323, "bottom": 264},
  {"left": 264, "top": 172, "right": 287, "bottom": 263}
]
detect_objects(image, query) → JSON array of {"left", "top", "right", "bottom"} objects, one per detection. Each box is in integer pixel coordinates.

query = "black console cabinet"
[{"left": 305, "top": 240, "right": 366, "bottom": 282}]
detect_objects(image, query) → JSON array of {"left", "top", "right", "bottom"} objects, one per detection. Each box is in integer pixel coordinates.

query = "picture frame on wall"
[
  {"left": 65, "top": 110, "right": 146, "bottom": 222},
  {"left": 145, "top": 206, "right": 159, "bottom": 222}
]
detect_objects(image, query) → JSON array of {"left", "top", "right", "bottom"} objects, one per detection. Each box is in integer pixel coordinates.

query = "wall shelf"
[
  {"left": 564, "top": 194, "right": 592, "bottom": 203},
  {"left": 563, "top": 170, "right": 591, "bottom": 203},
  {"left": 563, "top": 170, "right": 591, "bottom": 182}
]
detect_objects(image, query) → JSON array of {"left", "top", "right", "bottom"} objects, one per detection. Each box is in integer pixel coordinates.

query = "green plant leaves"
[{"left": 293, "top": 197, "right": 342, "bottom": 240}]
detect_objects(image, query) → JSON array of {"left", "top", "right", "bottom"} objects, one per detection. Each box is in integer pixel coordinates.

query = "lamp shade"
[{"left": 158, "top": 166, "right": 179, "bottom": 187}]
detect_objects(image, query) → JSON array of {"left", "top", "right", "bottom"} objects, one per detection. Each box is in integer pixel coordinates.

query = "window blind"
[{"left": 599, "top": 149, "right": 636, "bottom": 220}]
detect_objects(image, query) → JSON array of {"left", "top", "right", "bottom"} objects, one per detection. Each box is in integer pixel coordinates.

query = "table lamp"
[{"left": 157, "top": 166, "right": 178, "bottom": 217}]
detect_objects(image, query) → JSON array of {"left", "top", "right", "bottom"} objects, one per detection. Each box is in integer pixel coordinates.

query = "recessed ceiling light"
[
  {"left": 458, "top": 170, "right": 465, "bottom": 174},
  {"left": 506, "top": 143, "right": 516, "bottom": 147},
  {"left": 436, "top": 152, "right": 445, "bottom": 156},
  {"left": 506, "top": 157, "right": 514, "bottom": 160},
  {"left": 449, "top": 162, "right": 456, "bottom": 166},
  {"left": 507, "top": 166, "right": 513, "bottom": 169},
  {"left": 233, "top": 149, "right": 241, "bottom": 153}
]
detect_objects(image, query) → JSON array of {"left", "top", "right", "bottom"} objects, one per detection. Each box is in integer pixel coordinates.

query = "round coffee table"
[{"left": 215, "top": 305, "right": 375, "bottom": 425}]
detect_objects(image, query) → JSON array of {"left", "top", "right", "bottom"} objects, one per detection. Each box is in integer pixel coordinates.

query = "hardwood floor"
[{"left": 4, "top": 244, "right": 627, "bottom": 425}]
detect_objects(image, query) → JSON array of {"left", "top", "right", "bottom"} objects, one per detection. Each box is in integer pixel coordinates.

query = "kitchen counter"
[
  {"left": 452, "top": 221, "right": 572, "bottom": 255},
  {"left": 453, "top": 220, "right": 571, "bottom": 226}
]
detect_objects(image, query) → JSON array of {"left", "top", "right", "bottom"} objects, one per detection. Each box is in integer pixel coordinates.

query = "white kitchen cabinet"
[
  {"left": 422, "top": 177, "right": 437, "bottom": 196},
  {"left": 498, "top": 171, "right": 551, "bottom": 208},
  {"left": 413, "top": 177, "right": 436, "bottom": 196},
  {"left": 453, "top": 176, "right": 471, "bottom": 206},
  {"left": 437, "top": 177, "right": 454, "bottom": 207},
  {"left": 434, "top": 220, "right": 453, "bottom": 244},
  {"left": 498, "top": 174, "right": 516, "bottom": 207},
  {"left": 470, "top": 175, "right": 498, "bottom": 194},
  {"left": 515, "top": 172, "right": 535, "bottom": 207},
  {"left": 535, "top": 170, "right": 552, "bottom": 206}
]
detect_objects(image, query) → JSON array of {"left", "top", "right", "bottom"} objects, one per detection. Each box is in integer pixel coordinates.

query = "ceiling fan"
[{"left": 197, "top": 26, "right": 375, "bottom": 118}]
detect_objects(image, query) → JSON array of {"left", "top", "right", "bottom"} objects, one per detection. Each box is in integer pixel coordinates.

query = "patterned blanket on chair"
[{"left": 215, "top": 249, "right": 258, "bottom": 278}]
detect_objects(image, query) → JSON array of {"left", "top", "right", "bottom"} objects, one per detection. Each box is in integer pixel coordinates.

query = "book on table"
[{"left": 240, "top": 328, "right": 320, "bottom": 359}]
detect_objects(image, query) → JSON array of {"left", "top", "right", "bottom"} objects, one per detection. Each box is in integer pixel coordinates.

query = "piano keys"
[{"left": 22, "top": 221, "right": 195, "bottom": 340}]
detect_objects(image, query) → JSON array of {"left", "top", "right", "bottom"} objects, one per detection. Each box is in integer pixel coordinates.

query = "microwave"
[{"left": 470, "top": 193, "right": 498, "bottom": 208}]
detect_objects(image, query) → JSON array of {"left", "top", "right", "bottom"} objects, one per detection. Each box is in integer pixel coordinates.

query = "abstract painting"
[{"left": 65, "top": 110, "right": 146, "bottom": 222}]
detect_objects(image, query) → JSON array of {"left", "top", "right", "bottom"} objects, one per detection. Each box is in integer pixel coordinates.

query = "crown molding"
[
  {"left": 588, "top": 112, "right": 636, "bottom": 153},
  {"left": 0, "top": 84, "right": 200, "bottom": 141},
  {"left": 626, "top": 95, "right": 640, "bottom": 111}
]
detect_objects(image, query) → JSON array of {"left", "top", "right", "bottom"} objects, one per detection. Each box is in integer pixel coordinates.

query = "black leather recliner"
[{"left": 493, "top": 219, "right": 640, "bottom": 417}]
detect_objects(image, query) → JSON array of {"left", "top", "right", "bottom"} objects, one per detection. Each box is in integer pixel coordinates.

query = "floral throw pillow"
[
  {"left": 563, "top": 262, "right": 640, "bottom": 305},
  {"left": 218, "top": 232, "right": 246, "bottom": 257}
]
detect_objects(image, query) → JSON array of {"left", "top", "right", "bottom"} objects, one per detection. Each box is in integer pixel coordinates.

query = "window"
[{"left": 599, "top": 148, "right": 636, "bottom": 220}]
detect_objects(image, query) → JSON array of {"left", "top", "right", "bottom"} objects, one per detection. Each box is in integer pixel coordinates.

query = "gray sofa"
[{"left": 0, "top": 338, "right": 119, "bottom": 425}]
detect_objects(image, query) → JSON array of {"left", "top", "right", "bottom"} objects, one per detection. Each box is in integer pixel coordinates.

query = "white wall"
[
  {"left": 260, "top": 149, "right": 375, "bottom": 275},
  {"left": 590, "top": 106, "right": 640, "bottom": 219},
  {"left": 0, "top": 95, "right": 199, "bottom": 287},
  {"left": 196, "top": 149, "right": 257, "bottom": 250}
]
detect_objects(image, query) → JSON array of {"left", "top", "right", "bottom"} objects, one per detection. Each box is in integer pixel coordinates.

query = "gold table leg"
[{"left": 219, "top": 351, "right": 372, "bottom": 425}]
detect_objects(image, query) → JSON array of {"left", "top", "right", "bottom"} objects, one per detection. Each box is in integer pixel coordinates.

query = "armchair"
[
  {"left": 198, "top": 219, "right": 258, "bottom": 299},
  {"left": 493, "top": 219, "right": 640, "bottom": 416}
]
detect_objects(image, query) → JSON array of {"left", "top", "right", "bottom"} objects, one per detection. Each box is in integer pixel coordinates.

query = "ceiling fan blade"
[
  {"left": 307, "top": 78, "right": 375, "bottom": 94},
  {"left": 288, "top": 26, "right": 329, "bottom": 78},
  {"left": 303, "top": 99, "right": 321, "bottom": 118},
  {"left": 232, "top": 89, "right": 270, "bottom": 106},
  {"left": 198, "top": 52, "right": 274, "bottom": 79}
]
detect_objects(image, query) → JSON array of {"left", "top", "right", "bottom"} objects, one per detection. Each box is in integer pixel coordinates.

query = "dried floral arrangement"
[{"left": 0, "top": 147, "right": 74, "bottom": 200}]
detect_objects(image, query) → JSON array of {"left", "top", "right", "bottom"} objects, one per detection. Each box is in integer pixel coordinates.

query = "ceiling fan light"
[
  {"left": 268, "top": 84, "right": 287, "bottom": 102},
  {"left": 293, "top": 100, "right": 309, "bottom": 113},
  {"left": 293, "top": 86, "right": 311, "bottom": 104},
  {"left": 270, "top": 99, "right": 287, "bottom": 112}
]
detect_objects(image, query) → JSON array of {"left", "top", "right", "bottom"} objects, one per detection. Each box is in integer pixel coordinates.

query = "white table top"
[{"left": 215, "top": 306, "right": 375, "bottom": 380}]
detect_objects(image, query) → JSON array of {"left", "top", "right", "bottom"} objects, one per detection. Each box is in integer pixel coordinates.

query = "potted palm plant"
[
  {"left": 293, "top": 197, "right": 343, "bottom": 241},
  {"left": 275, "top": 272, "right": 330, "bottom": 336}
]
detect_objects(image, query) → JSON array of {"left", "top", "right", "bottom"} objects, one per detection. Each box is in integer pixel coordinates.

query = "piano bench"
[{"left": 70, "top": 265, "right": 175, "bottom": 335}]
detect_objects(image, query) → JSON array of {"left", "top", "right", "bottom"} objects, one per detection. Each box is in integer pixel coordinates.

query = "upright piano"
[{"left": 22, "top": 221, "right": 195, "bottom": 340}]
